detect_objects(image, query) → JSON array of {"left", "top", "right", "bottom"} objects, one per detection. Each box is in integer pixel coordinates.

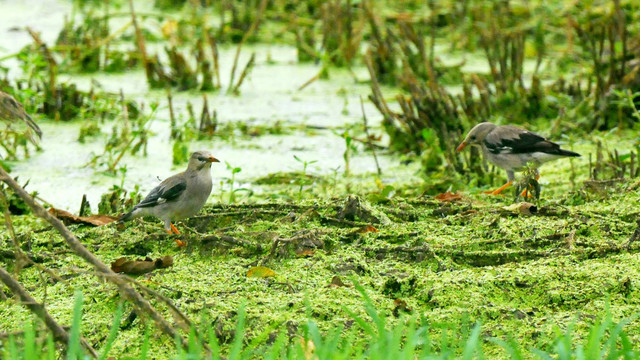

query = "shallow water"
[{"left": 2, "top": 1, "right": 406, "bottom": 210}]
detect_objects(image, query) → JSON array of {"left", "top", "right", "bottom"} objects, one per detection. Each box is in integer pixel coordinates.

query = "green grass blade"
[
  {"left": 24, "top": 321, "right": 36, "bottom": 360},
  {"left": 98, "top": 304, "right": 123, "bottom": 360},
  {"left": 7, "top": 335, "right": 18, "bottom": 360},
  {"left": 206, "top": 317, "right": 220, "bottom": 360},
  {"left": 67, "top": 291, "right": 83, "bottom": 360},
  {"left": 47, "top": 333, "right": 56, "bottom": 360},
  {"left": 138, "top": 326, "right": 150, "bottom": 360},
  {"left": 265, "top": 331, "right": 287, "bottom": 360},
  {"left": 489, "top": 337, "right": 524, "bottom": 360},
  {"left": 461, "top": 323, "right": 482, "bottom": 360},
  {"left": 531, "top": 348, "right": 554, "bottom": 360},
  {"left": 227, "top": 303, "right": 246, "bottom": 360},
  {"left": 187, "top": 325, "right": 202, "bottom": 359}
]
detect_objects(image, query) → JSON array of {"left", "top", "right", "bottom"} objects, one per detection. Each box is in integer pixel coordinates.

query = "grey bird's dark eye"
[
  {"left": 470, "top": 135, "right": 476, "bottom": 140},
  {"left": 197, "top": 156, "right": 207, "bottom": 162}
]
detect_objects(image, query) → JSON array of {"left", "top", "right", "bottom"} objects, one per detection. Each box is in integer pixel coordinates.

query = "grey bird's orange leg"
[
  {"left": 520, "top": 173, "right": 541, "bottom": 198},
  {"left": 484, "top": 181, "right": 513, "bottom": 196},
  {"left": 170, "top": 223, "right": 187, "bottom": 247},
  {"left": 165, "top": 222, "right": 186, "bottom": 247}
]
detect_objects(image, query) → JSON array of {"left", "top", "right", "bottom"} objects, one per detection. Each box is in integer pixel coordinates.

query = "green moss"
[{"left": 2, "top": 131, "right": 640, "bottom": 357}]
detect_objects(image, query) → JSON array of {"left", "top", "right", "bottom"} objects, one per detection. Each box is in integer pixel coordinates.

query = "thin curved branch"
[
  {"left": 0, "top": 168, "right": 192, "bottom": 351},
  {"left": 0, "top": 266, "right": 98, "bottom": 358}
]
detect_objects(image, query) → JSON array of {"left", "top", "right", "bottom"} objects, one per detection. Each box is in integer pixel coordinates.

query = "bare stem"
[
  {"left": 0, "top": 167, "right": 192, "bottom": 351},
  {"left": 360, "top": 96, "right": 382, "bottom": 175},
  {"left": 0, "top": 265, "right": 98, "bottom": 358},
  {"left": 227, "top": 0, "right": 268, "bottom": 93}
]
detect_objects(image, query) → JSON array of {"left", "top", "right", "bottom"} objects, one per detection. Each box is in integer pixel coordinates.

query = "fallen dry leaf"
[
  {"left": 161, "top": 19, "right": 178, "bottom": 38},
  {"left": 48, "top": 208, "right": 118, "bottom": 226},
  {"left": 247, "top": 266, "right": 276, "bottom": 278},
  {"left": 434, "top": 191, "right": 462, "bottom": 202},
  {"left": 392, "top": 298, "right": 412, "bottom": 317},
  {"left": 359, "top": 225, "right": 379, "bottom": 233},
  {"left": 111, "top": 255, "right": 173, "bottom": 275},
  {"left": 628, "top": 179, "right": 640, "bottom": 191},
  {"left": 503, "top": 202, "right": 537, "bottom": 216},
  {"left": 328, "top": 275, "right": 351, "bottom": 288},
  {"left": 295, "top": 249, "right": 315, "bottom": 257},
  {"left": 347, "top": 225, "right": 380, "bottom": 238},
  {"left": 155, "top": 256, "right": 173, "bottom": 268},
  {"left": 299, "top": 337, "right": 316, "bottom": 360}
]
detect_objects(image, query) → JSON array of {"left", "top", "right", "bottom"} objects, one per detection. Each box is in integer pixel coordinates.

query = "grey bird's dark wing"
[
  {"left": 484, "top": 126, "right": 578, "bottom": 156},
  {"left": 135, "top": 176, "right": 187, "bottom": 209}
]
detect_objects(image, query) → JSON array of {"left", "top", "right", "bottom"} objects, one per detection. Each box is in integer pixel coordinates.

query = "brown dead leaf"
[
  {"left": 247, "top": 266, "right": 276, "bottom": 278},
  {"left": 392, "top": 298, "right": 412, "bottom": 317},
  {"left": 155, "top": 255, "right": 173, "bottom": 268},
  {"left": 295, "top": 249, "right": 315, "bottom": 257},
  {"left": 49, "top": 208, "right": 118, "bottom": 226},
  {"left": 328, "top": 275, "right": 351, "bottom": 288},
  {"left": 503, "top": 202, "right": 537, "bottom": 216},
  {"left": 110, "top": 255, "right": 174, "bottom": 275},
  {"left": 346, "top": 225, "right": 380, "bottom": 238},
  {"left": 299, "top": 337, "right": 316, "bottom": 360},
  {"left": 434, "top": 191, "right": 462, "bottom": 202},
  {"left": 161, "top": 19, "right": 178, "bottom": 38},
  {"left": 359, "top": 225, "right": 379, "bottom": 233}
]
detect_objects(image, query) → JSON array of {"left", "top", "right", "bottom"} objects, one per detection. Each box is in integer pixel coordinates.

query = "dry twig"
[
  {"left": 0, "top": 167, "right": 194, "bottom": 352},
  {"left": 0, "top": 266, "right": 98, "bottom": 358}
]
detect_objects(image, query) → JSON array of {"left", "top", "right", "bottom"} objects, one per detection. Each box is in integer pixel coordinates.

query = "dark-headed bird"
[
  {"left": 456, "top": 122, "right": 580, "bottom": 195},
  {"left": 0, "top": 90, "right": 42, "bottom": 145},
  {"left": 120, "top": 150, "right": 220, "bottom": 244}
]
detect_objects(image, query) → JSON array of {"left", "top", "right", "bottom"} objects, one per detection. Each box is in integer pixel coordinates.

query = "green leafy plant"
[
  {"left": 172, "top": 139, "right": 190, "bottom": 165},
  {"left": 221, "top": 161, "right": 252, "bottom": 205},
  {"left": 86, "top": 101, "right": 155, "bottom": 174},
  {"left": 341, "top": 131, "right": 358, "bottom": 177},
  {"left": 293, "top": 155, "right": 318, "bottom": 199},
  {"left": 97, "top": 166, "right": 141, "bottom": 215}
]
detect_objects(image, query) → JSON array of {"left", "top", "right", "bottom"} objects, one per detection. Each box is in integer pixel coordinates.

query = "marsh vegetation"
[{"left": 1, "top": 0, "right": 640, "bottom": 358}]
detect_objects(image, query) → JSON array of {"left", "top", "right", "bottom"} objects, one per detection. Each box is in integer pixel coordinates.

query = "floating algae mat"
[
  {"left": 3, "top": 189, "right": 640, "bottom": 357},
  {"left": 2, "top": 0, "right": 640, "bottom": 358}
]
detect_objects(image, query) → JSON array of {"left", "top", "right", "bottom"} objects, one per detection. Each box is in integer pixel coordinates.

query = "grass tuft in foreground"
[{"left": 4, "top": 286, "right": 639, "bottom": 360}]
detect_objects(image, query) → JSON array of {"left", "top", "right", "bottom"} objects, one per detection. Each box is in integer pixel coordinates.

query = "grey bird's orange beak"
[
  {"left": 456, "top": 142, "right": 467, "bottom": 152},
  {"left": 209, "top": 156, "right": 220, "bottom": 163}
]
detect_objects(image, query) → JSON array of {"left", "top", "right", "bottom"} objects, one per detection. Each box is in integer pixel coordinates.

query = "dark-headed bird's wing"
[
  {"left": 483, "top": 125, "right": 578, "bottom": 157},
  {"left": 135, "top": 175, "right": 187, "bottom": 209}
]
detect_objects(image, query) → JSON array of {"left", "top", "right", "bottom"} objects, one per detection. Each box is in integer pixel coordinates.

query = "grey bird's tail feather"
[
  {"left": 557, "top": 149, "right": 580, "bottom": 157},
  {"left": 119, "top": 208, "right": 137, "bottom": 223}
]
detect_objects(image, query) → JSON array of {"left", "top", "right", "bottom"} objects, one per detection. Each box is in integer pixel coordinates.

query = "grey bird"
[
  {"left": 456, "top": 122, "right": 580, "bottom": 195},
  {"left": 0, "top": 90, "right": 42, "bottom": 145},
  {"left": 121, "top": 150, "right": 220, "bottom": 241}
]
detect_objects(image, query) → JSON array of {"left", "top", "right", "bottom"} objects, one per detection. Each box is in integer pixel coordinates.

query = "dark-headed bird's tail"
[{"left": 24, "top": 113, "right": 42, "bottom": 139}]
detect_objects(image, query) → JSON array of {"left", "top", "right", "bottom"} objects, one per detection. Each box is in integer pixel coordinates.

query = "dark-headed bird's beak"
[
  {"left": 208, "top": 156, "right": 220, "bottom": 163},
  {"left": 456, "top": 142, "right": 467, "bottom": 152}
]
